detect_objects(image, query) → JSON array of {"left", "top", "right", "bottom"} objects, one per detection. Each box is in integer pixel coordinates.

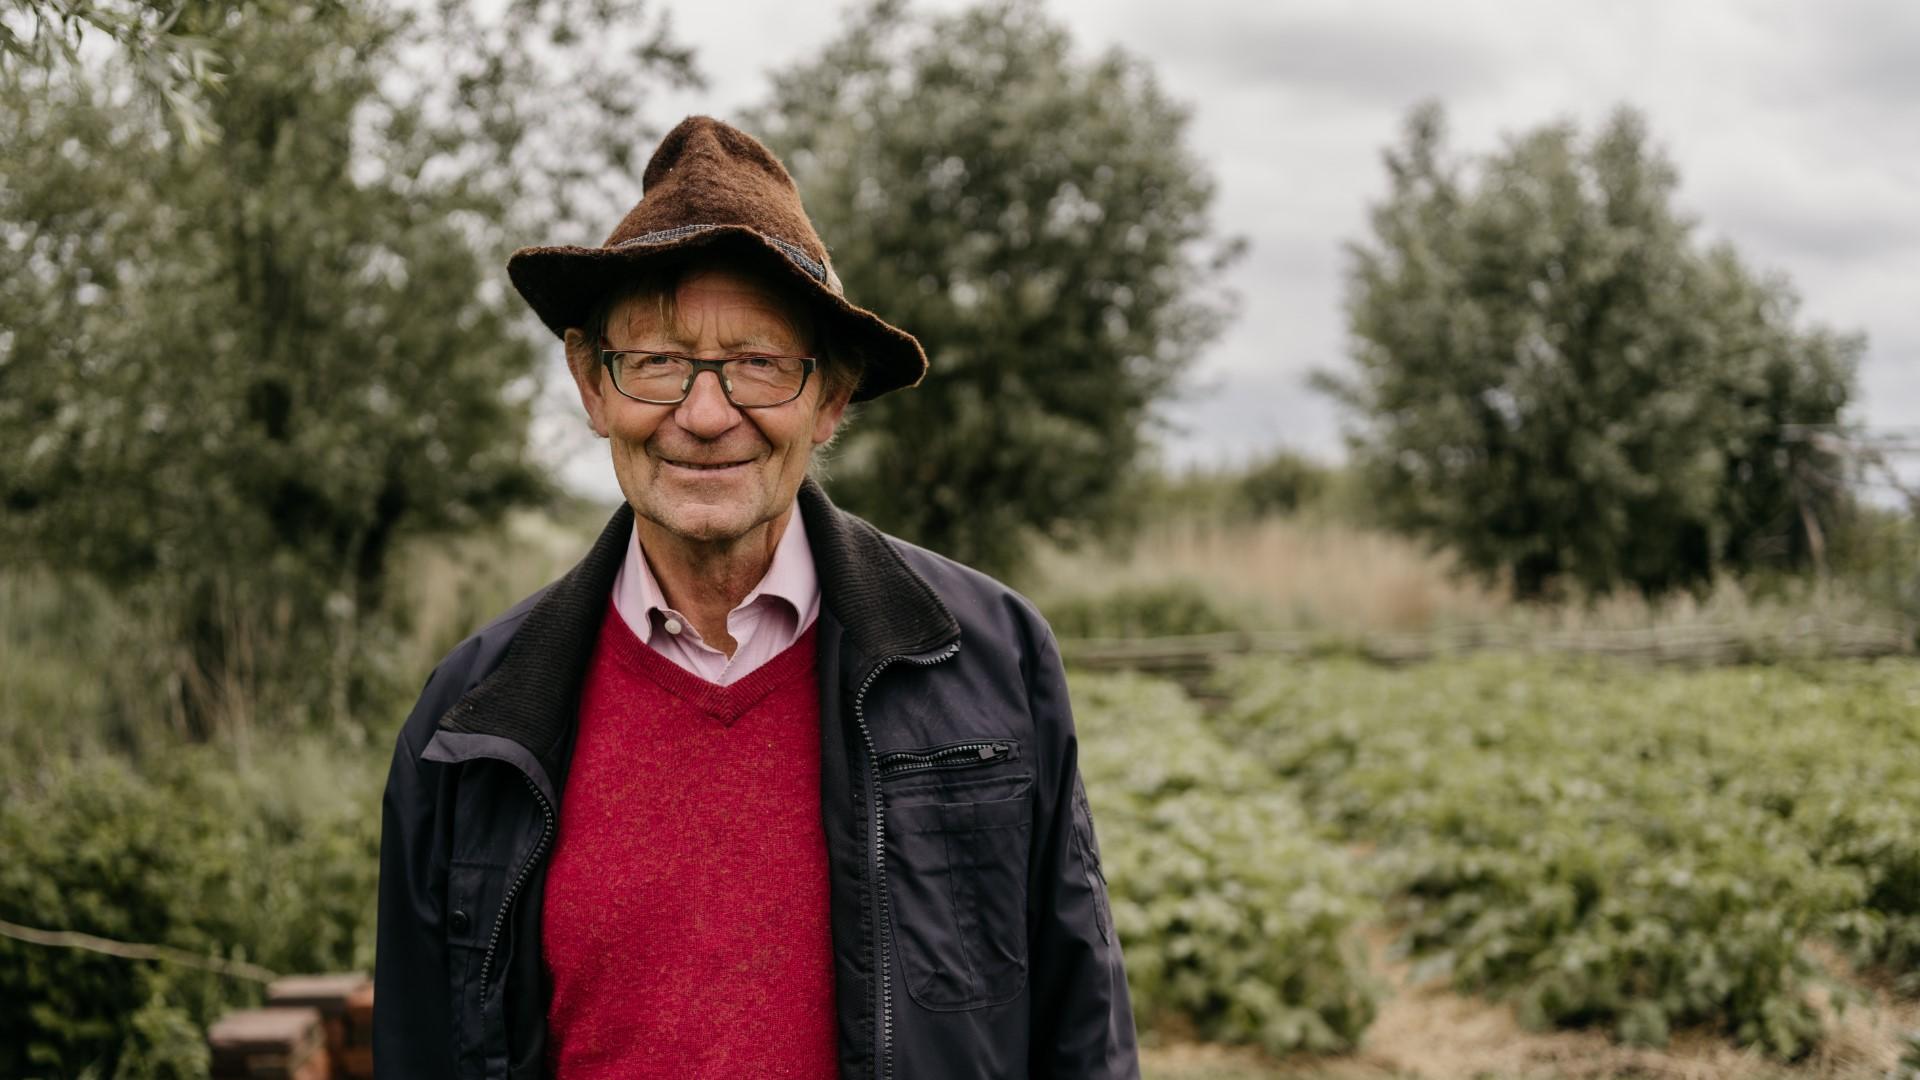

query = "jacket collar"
[{"left": 436, "top": 476, "right": 960, "bottom": 780}]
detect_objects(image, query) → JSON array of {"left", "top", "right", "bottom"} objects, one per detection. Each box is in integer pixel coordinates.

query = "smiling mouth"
[{"left": 663, "top": 458, "right": 750, "bottom": 472}]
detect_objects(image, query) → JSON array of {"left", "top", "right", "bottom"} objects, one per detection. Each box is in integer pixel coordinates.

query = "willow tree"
[
  {"left": 752, "top": 0, "right": 1240, "bottom": 576},
  {"left": 1323, "top": 104, "right": 1861, "bottom": 597}
]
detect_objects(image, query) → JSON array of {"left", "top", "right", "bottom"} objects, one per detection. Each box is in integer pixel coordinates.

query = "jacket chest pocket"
[{"left": 882, "top": 746, "right": 1032, "bottom": 1012}]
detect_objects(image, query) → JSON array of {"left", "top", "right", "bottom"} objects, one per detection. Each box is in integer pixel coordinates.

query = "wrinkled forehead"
[{"left": 603, "top": 259, "right": 815, "bottom": 353}]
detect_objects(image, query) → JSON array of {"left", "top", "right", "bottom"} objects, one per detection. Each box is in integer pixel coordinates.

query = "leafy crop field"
[
  {"left": 1220, "top": 655, "right": 1920, "bottom": 1054},
  {"left": 1070, "top": 654, "right": 1920, "bottom": 1077},
  {"left": 1071, "top": 674, "right": 1380, "bottom": 1054}
]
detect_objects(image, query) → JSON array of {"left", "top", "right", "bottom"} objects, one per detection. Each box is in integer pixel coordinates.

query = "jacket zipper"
[
  {"left": 875, "top": 739, "right": 1014, "bottom": 780},
  {"left": 852, "top": 639, "right": 960, "bottom": 1080},
  {"left": 478, "top": 772, "right": 557, "bottom": 1000}
]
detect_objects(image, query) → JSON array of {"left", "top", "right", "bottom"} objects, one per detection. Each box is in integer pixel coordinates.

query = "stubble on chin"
[{"left": 625, "top": 466, "right": 776, "bottom": 549}]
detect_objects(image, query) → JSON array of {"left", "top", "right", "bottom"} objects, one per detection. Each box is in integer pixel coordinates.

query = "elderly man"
[{"left": 373, "top": 117, "right": 1137, "bottom": 1080}]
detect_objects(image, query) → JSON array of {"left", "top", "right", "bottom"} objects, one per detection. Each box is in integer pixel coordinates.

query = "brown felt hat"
[{"left": 507, "top": 115, "right": 927, "bottom": 403}]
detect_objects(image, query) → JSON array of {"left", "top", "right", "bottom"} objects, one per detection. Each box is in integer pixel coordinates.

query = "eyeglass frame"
[{"left": 597, "top": 342, "right": 818, "bottom": 409}]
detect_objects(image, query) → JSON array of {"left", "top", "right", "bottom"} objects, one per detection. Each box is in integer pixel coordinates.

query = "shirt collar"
[{"left": 612, "top": 501, "right": 819, "bottom": 644}]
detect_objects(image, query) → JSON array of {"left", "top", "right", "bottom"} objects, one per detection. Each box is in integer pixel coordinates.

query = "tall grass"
[
  {"left": 1025, "top": 514, "right": 1509, "bottom": 636},
  {"left": 1023, "top": 510, "right": 1914, "bottom": 657}
]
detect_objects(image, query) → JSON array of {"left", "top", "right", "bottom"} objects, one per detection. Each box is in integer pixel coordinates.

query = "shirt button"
[{"left": 664, "top": 617, "right": 683, "bottom": 635}]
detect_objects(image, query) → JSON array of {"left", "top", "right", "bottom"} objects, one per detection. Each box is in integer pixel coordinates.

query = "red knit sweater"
[{"left": 540, "top": 602, "right": 836, "bottom": 1079}]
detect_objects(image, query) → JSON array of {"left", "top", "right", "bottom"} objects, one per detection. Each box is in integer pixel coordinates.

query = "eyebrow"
[
  {"left": 718, "top": 332, "right": 801, "bottom": 352},
  {"left": 606, "top": 322, "right": 807, "bottom": 352},
  {"left": 605, "top": 336, "right": 804, "bottom": 355}
]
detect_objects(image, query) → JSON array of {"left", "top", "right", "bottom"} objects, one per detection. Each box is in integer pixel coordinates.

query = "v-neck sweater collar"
[
  {"left": 435, "top": 477, "right": 960, "bottom": 785},
  {"left": 599, "top": 600, "right": 818, "bottom": 725}
]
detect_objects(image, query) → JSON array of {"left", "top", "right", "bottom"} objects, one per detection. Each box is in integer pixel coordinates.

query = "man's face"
[{"left": 566, "top": 263, "right": 850, "bottom": 547}]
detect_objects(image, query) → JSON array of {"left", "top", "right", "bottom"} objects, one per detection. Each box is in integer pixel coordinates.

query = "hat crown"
[
  {"left": 604, "top": 116, "right": 831, "bottom": 273},
  {"left": 505, "top": 115, "right": 929, "bottom": 401}
]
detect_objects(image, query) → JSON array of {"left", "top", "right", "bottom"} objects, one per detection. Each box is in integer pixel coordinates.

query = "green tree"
[
  {"left": 1321, "top": 103, "right": 1862, "bottom": 597},
  {"left": 1, "top": 0, "right": 224, "bottom": 145},
  {"left": 0, "top": 0, "right": 697, "bottom": 735},
  {"left": 751, "top": 0, "right": 1240, "bottom": 576}
]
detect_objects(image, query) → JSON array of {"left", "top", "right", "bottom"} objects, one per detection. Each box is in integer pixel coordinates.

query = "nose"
[{"left": 673, "top": 367, "right": 741, "bottom": 438}]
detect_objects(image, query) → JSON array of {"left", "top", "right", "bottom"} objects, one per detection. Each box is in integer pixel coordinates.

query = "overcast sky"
[{"left": 546, "top": 0, "right": 1919, "bottom": 491}]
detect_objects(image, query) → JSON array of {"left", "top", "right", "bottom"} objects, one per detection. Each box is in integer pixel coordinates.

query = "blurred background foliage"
[
  {"left": 5, "top": 0, "right": 1920, "bottom": 1077},
  {"left": 1, "top": 0, "right": 694, "bottom": 738},
  {"left": 2, "top": 0, "right": 227, "bottom": 146}
]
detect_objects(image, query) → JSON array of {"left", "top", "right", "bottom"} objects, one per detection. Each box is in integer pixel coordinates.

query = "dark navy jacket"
[{"left": 373, "top": 477, "right": 1139, "bottom": 1079}]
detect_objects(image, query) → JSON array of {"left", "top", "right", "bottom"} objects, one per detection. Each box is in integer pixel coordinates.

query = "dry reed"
[{"left": 1025, "top": 515, "right": 1509, "bottom": 635}]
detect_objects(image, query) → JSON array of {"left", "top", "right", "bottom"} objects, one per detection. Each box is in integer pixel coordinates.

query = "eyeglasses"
[{"left": 598, "top": 345, "right": 817, "bottom": 408}]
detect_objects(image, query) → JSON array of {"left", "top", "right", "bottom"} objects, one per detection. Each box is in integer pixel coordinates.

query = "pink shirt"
[{"left": 609, "top": 502, "right": 820, "bottom": 686}]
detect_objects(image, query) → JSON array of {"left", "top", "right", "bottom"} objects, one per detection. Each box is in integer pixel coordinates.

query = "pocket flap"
[
  {"left": 937, "top": 793, "right": 1028, "bottom": 832},
  {"left": 890, "top": 787, "right": 1029, "bottom": 832}
]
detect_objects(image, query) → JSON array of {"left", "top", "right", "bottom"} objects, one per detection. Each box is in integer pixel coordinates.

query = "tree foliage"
[
  {"left": 751, "top": 0, "right": 1239, "bottom": 576},
  {"left": 0, "top": 0, "right": 696, "bottom": 731},
  {"left": 1322, "top": 104, "right": 1862, "bottom": 597},
  {"left": 1, "top": 0, "right": 226, "bottom": 145}
]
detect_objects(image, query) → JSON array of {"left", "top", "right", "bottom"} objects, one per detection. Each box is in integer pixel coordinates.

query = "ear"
[
  {"left": 810, "top": 379, "right": 854, "bottom": 447},
  {"left": 564, "top": 328, "right": 610, "bottom": 438}
]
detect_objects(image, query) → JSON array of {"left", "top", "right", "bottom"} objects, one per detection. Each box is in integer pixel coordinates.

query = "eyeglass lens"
[{"left": 608, "top": 354, "right": 808, "bottom": 406}]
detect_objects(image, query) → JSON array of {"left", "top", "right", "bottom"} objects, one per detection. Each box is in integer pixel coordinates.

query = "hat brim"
[{"left": 507, "top": 226, "right": 926, "bottom": 404}]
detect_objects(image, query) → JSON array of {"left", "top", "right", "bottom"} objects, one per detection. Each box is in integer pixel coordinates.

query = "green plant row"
[
  {"left": 1214, "top": 654, "right": 1920, "bottom": 1057},
  {"left": 1070, "top": 672, "right": 1380, "bottom": 1056}
]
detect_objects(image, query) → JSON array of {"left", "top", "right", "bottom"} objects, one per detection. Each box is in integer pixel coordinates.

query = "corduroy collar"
[{"left": 436, "top": 476, "right": 960, "bottom": 783}]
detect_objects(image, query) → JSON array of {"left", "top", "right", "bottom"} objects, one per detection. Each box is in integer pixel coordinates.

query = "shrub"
[
  {"left": 1042, "top": 584, "right": 1247, "bottom": 640},
  {"left": 0, "top": 739, "right": 383, "bottom": 1077},
  {"left": 1237, "top": 451, "right": 1330, "bottom": 519}
]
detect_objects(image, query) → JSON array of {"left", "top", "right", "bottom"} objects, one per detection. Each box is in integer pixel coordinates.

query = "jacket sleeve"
[
  {"left": 373, "top": 669, "right": 459, "bottom": 1080},
  {"left": 1024, "top": 617, "right": 1141, "bottom": 1079}
]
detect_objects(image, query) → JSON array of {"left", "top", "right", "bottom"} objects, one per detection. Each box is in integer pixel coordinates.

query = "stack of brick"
[
  {"left": 207, "top": 1008, "right": 329, "bottom": 1080},
  {"left": 265, "top": 973, "right": 374, "bottom": 1080}
]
